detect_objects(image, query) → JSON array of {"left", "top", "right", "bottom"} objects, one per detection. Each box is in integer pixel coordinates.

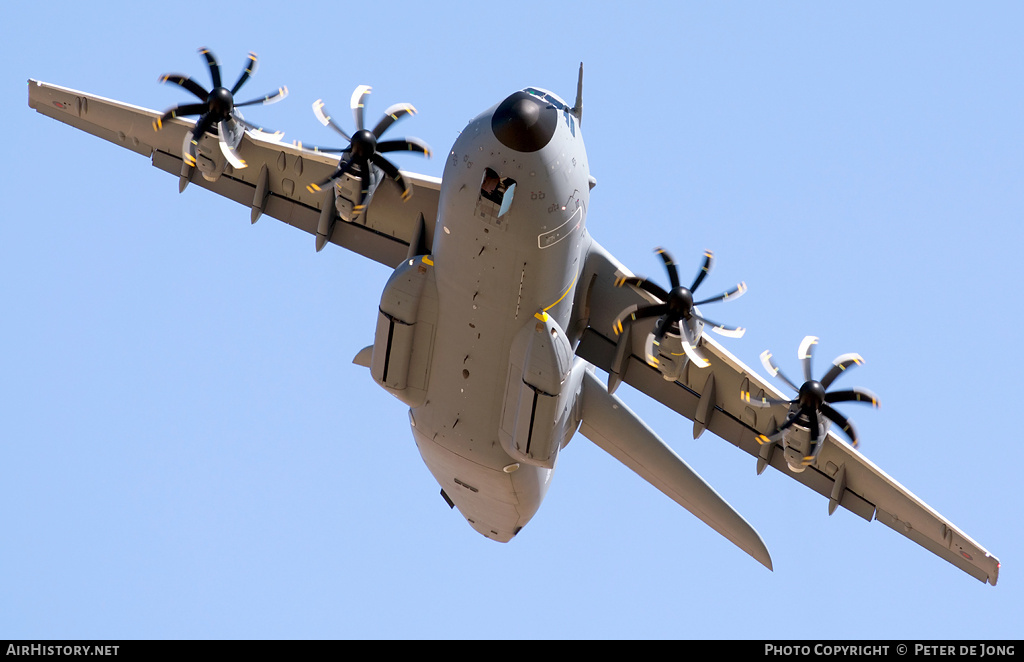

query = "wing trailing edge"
[{"left": 578, "top": 370, "right": 773, "bottom": 570}]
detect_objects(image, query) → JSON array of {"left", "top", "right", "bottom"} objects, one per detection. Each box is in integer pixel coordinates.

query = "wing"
[
  {"left": 27, "top": 79, "right": 438, "bottom": 268},
  {"left": 572, "top": 239, "right": 1000, "bottom": 586}
]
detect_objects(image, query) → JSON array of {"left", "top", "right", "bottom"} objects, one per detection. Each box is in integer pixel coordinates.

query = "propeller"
[
  {"left": 612, "top": 248, "right": 747, "bottom": 368},
  {"left": 153, "top": 48, "right": 288, "bottom": 169},
  {"left": 745, "top": 335, "right": 879, "bottom": 451},
  {"left": 304, "top": 86, "right": 431, "bottom": 217}
]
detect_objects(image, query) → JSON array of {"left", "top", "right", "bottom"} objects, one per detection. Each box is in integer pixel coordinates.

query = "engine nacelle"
[
  {"left": 333, "top": 164, "right": 383, "bottom": 222},
  {"left": 642, "top": 317, "right": 704, "bottom": 382},
  {"left": 498, "top": 314, "right": 576, "bottom": 469},
  {"left": 779, "top": 412, "right": 828, "bottom": 473},
  {"left": 185, "top": 118, "right": 247, "bottom": 184},
  {"left": 369, "top": 255, "right": 438, "bottom": 408},
  {"left": 315, "top": 165, "right": 387, "bottom": 251}
]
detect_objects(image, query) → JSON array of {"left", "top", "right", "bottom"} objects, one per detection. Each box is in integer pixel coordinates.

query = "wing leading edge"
[
  {"left": 27, "top": 79, "right": 439, "bottom": 268},
  {"left": 573, "top": 240, "right": 1000, "bottom": 585}
]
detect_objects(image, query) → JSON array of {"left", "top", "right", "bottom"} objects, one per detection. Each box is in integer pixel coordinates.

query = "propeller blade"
[
  {"left": 354, "top": 166, "right": 373, "bottom": 216},
  {"left": 154, "top": 102, "right": 208, "bottom": 131},
  {"left": 655, "top": 247, "right": 681, "bottom": 289},
  {"left": 820, "top": 352, "right": 865, "bottom": 389},
  {"left": 760, "top": 350, "right": 800, "bottom": 393},
  {"left": 373, "top": 103, "right": 417, "bottom": 138},
  {"left": 312, "top": 99, "right": 352, "bottom": 141},
  {"left": 371, "top": 153, "right": 411, "bottom": 201},
  {"left": 157, "top": 50, "right": 286, "bottom": 173},
  {"left": 740, "top": 389, "right": 792, "bottom": 409},
  {"left": 191, "top": 112, "right": 216, "bottom": 141},
  {"left": 182, "top": 114, "right": 216, "bottom": 166},
  {"left": 693, "top": 281, "right": 747, "bottom": 306},
  {"left": 351, "top": 85, "right": 372, "bottom": 130},
  {"left": 681, "top": 338, "right": 710, "bottom": 369},
  {"left": 821, "top": 403, "right": 859, "bottom": 447},
  {"left": 611, "top": 304, "right": 637, "bottom": 337},
  {"left": 158, "top": 102, "right": 208, "bottom": 120},
  {"left": 159, "top": 74, "right": 208, "bottom": 101},
  {"left": 217, "top": 122, "right": 247, "bottom": 169},
  {"left": 199, "top": 48, "right": 222, "bottom": 89},
  {"left": 778, "top": 409, "right": 802, "bottom": 434},
  {"left": 613, "top": 303, "right": 669, "bottom": 336},
  {"left": 651, "top": 316, "right": 669, "bottom": 345},
  {"left": 825, "top": 387, "right": 880, "bottom": 408},
  {"left": 306, "top": 158, "right": 353, "bottom": 193},
  {"left": 231, "top": 52, "right": 258, "bottom": 95},
  {"left": 691, "top": 312, "right": 745, "bottom": 339},
  {"left": 807, "top": 407, "right": 820, "bottom": 441},
  {"left": 614, "top": 276, "right": 670, "bottom": 302},
  {"left": 181, "top": 130, "right": 198, "bottom": 168},
  {"left": 799, "top": 335, "right": 818, "bottom": 383},
  {"left": 617, "top": 248, "right": 744, "bottom": 354},
  {"left": 689, "top": 250, "right": 715, "bottom": 293},
  {"left": 676, "top": 316, "right": 708, "bottom": 368},
  {"left": 757, "top": 408, "right": 802, "bottom": 445},
  {"left": 218, "top": 139, "right": 247, "bottom": 169},
  {"left": 235, "top": 117, "right": 284, "bottom": 141},
  {"left": 235, "top": 86, "right": 288, "bottom": 108},
  {"left": 755, "top": 338, "right": 876, "bottom": 453},
  {"left": 377, "top": 138, "right": 432, "bottom": 158}
]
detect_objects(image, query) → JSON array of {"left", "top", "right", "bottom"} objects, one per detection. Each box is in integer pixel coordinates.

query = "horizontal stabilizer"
[
  {"left": 578, "top": 370, "right": 773, "bottom": 570},
  {"left": 352, "top": 345, "right": 373, "bottom": 368}
]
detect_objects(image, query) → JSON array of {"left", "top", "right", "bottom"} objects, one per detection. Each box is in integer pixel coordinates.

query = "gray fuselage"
[{"left": 408, "top": 89, "right": 592, "bottom": 541}]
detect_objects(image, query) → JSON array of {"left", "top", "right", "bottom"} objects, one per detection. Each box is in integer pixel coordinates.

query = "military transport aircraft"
[{"left": 27, "top": 49, "right": 1000, "bottom": 585}]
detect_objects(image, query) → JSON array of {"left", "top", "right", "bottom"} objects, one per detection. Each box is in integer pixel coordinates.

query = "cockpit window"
[
  {"left": 524, "top": 88, "right": 575, "bottom": 137},
  {"left": 481, "top": 168, "right": 502, "bottom": 203},
  {"left": 477, "top": 168, "right": 517, "bottom": 226},
  {"left": 499, "top": 183, "right": 516, "bottom": 217},
  {"left": 525, "top": 88, "right": 567, "bottom": 110}
]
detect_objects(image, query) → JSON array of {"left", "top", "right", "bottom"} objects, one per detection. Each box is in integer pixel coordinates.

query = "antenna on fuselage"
[{"left": 570, "top": 62, "right": 583, "bottom": 126}]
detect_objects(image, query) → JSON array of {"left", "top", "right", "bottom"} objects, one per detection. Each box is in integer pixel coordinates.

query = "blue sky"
[{"left": 3, "top": 0, "right": 1021, "bottom": 639}]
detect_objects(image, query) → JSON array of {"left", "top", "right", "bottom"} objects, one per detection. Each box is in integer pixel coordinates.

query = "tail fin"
[{"left": 570, "top": 63, "right": 583, "bottom": 125}]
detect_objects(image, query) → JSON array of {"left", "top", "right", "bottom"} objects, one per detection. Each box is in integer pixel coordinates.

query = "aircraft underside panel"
[{"left": 411, "top": 426, "right": 550, "bottom": 542}]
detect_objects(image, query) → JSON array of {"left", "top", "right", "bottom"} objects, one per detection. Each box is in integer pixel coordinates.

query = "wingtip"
[
  {"left": 725, "top": 521, "right": 773, "bottom": 571},
  {"left": 747, "top": 529, "right": 774, "bottom": 571},
  {"left": 741, "top": 528, "right": 770, "bottom": 569}
]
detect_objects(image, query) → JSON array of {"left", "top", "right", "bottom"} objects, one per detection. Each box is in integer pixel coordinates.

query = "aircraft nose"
[{"left": 491, "top": 91, "right": 557, "bottom": 152}]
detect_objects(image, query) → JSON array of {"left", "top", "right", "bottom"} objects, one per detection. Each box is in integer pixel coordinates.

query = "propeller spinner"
[
  {"left": 153, "top": 48, "right": 288, "bottom": 170},
  {"left": 304, "top": 86, "right": 431, "bottom": 217},
  {"left": 613, "top": 248, "right": 747, "bottom": 368}
]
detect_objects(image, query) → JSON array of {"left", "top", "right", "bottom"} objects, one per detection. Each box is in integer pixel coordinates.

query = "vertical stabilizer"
[{"left": 571, "top": 63, "right": 584, "bottom": 126}]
